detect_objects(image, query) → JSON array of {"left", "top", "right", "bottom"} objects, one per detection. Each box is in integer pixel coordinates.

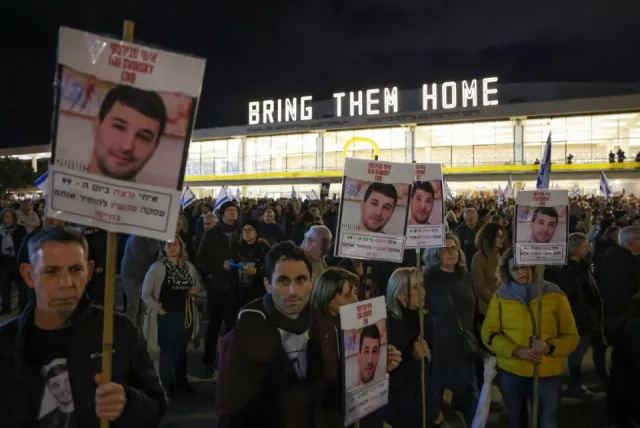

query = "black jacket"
[
  {"left": 195, "top": 222, "right": 240, "bottom": 292},
  {"left": 0, "top": 297, "right": 167, "bottom": 427}
]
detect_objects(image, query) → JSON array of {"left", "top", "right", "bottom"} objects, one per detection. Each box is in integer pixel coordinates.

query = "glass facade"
[{"left": 187, "top": 112, "right": 640, "bottom": 177}]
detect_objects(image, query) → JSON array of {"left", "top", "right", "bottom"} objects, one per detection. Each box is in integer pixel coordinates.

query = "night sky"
[{"left": 4, "top": 0, "right": 640, "bottom": 149}]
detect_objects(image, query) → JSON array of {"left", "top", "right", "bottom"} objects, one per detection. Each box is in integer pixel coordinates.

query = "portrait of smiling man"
[
  {"left": 530, "top": 206, "right": 560, "bottom": 243},
  {"left": 88, "top": 84, "right": 167, "bottom": 182},
  {"left": 409, "top": 181, "right": 436, "bottom": 225},
  {"left": 359, "top": 182, "right": 398, "bottom": 233}
]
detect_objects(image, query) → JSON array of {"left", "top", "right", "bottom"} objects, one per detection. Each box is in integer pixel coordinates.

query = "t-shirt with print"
[
  {"left": 159, "top": 264, "right": 193, "bottom": 313},
  {"left": 24, "top": 324, "right": 77, "bottom": 428}
]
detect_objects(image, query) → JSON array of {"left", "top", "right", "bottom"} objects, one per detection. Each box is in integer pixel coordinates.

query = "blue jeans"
[
  {"left": 158, "top": 312, "right": 191, "bottom": 394},
  {"left": 499, "top": 371, "right": 562, "bottom": 428}
]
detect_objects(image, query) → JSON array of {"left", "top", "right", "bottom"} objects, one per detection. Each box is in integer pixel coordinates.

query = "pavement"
[{"left": 1, "top": 285, "right": 611, "bottom": 428}]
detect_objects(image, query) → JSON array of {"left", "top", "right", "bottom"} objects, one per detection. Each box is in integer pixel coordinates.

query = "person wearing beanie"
[
  {"left": 195, "top": 199, "right": 241, "bottom": 378},
  {"left": 237, "top": 219, "right": 271, "bottom": 307}
]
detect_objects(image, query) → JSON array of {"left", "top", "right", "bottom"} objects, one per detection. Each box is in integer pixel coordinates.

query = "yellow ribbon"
[{"left": 184, "top": 295, "right": 195, "bottom": 329}]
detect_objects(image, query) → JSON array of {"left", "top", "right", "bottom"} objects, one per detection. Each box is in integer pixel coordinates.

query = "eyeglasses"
[{"left": 442, "top": 246, "right": 458, "bottom": 254}]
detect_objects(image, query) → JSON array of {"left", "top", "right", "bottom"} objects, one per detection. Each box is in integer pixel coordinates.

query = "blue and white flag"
[
  {"left": 569, "top": 184, "right": 580, "bottom": 198},
  {"left": 311, "top": 189, "right": 320, "bottom": 200},
  {"left": 536, "top": 132, "right": 552, "bottom": 189},
  {"left": 181, "top": 186, "right": 197, "bottom": 209},
  {"left": 214, "top": 186, "right": 229, "bottom": 211},
  {"left": 35, "top": 171, "right": 48, "bottom": 192},
  {"left": 442, "top": 179, "right": 453, "bottom": 200},
  {"left": 235, "top": 187, "right": 243, "bottom": 202},
  {"left": 600, "top": 171, "right": 612, "bottom": 199},
  {"left": 291, "top": 186, "right": 297, "bottom": 199},
  {"left": 503, "top": 175, "right": 514, "bottom": 199}
]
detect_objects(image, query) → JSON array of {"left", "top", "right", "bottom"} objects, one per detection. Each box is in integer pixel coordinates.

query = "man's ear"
[
  {"left": 263, "top": 277, "right": 271, "bottom": 293},
  {"left": 87, "top": 260, "right": 95, "bottom": 283},
  {"left": 20, "top": 263, "right": 35, "bottom": 289}
]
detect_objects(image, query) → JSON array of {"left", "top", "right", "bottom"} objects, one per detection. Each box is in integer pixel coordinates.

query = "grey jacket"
[{"left": 121, "top": 236, "right": 164, "bottom": 284}]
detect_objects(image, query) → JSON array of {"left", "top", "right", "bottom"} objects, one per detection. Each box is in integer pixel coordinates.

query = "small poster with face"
[
  {"left": 334, "top": 158, "right": 413, "bottom": 263},
  {"left": 46, "top": 27, "right": 206, "bottom": 241},
  {"left": 339, "top": 296, "right": 388, "bottom": 426},
  {"left": 405, "top": 163, "right": 445, "bottom": 249},
  {"left": 514, "top": 189, "right": 569, "bottom": 265}
]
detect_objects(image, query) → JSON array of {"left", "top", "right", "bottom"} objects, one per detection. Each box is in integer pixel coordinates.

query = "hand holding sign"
[
  {"left": 387, "top": 344, "right": 402, "bottom": 372},
  {"left": 412, "top": 337, "right": 430, "bottom": 360}
]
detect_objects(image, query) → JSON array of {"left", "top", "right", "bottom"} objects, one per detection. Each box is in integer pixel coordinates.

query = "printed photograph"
[
  {"left": 53, "top": 66, "right": 195, "bottom": 189},
  {"left": 343, "top": 320, "right": 388, "bottom": 392},
  {"left": 407, "top": 179, "right": 444, "bottom": 226},
  {"left": 341, "top": 178, "right": 410, "bottom": 235},
  {"left": 515, "top": 205, "right": 568, "bottom": 244}
]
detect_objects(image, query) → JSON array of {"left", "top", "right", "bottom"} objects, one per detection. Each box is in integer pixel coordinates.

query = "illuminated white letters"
[
  {"left": 482, "top": 77, "right": 499, "bottom": 106},
  {"left": 384, "top": 87, "right": 398, "bottom": 113},
  {"left": 462, "top": 80, "right": 478, "bottom": 108},
  {"left": 350, "top": 91, "right": 363, "bottom": 116},
  {"left": 333, "top": 92, "right": 346, "bottom": 117},
  {"left": 441, "top": 81, "right": 456, "bottom": 109},
  {"left": 422, "top": 83, "right": 437, "bottom": 110},
  {"left": 247, "top": 96, "right": 314, "bottom": 125},
  {"left": 366, "top": 89, "right": 380, "bottom": 115}
]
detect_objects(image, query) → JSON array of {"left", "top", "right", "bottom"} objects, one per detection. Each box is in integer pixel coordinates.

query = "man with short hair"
[
  {"left": 359, "top": 182, "right": 398, "bottom": 233},
  {"left": 408, "top": 181, "right": 436, "bottom": 225},
  {"left": 455, "top": 208, "right": 480, "bottom": 270},
  {"left": 300, "top": 225, "right": 332, "bottom": 280},
  {"left": 0, "top": 227, "right": 166, "bottom": 427},
  {"left": 89, "top": 85, "right": 167, "bottom": 182},
  {"left": 357, "top": 324, "right": 382, "bottom": 386},
  {"left": 530, "top": 206, "right": 559, "bottom": 244},
  {"left": 216, "top": 241, "right": 341, "bottom": 428}
]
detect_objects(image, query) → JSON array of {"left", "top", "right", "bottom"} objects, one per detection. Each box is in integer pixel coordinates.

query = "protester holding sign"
[
  {"left": 48, "top": 27, "right": 206, "bottom": 242},
  {"left": 334, "top": 158, "right": 412, "bottom": 263},
  {"left": 481, "top": 248, "right": 579, "bottom": 428},
  {"left": 383, "top": 267, "right": 437, "bottom": 428},
  {"left": 513, "top": 190, "right": 569, "bottom": 265},
  {"left": 405, "top": 163, "right": 445, "bottom": 249},
  {"left": 0, "top": 227, "right": 166, "bottom": 427}
]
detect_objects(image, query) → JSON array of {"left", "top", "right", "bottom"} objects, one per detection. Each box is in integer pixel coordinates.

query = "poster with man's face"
[
  {"left": 340, "top": 296, "right": 389, "bottom": 426},
  {"left": 514, "top": 190, "right": 569, "bottom": 265},
  {"left": 47, "top": 27, "right": 205, "bottom": 241},
  {"left": 405, "top": 163, "right": 445, "bottom": 249},
  {"left": 334, "top": 158, "right": 413, "bottom": 263}
]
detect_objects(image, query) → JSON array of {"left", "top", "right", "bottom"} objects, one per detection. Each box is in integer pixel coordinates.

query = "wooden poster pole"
[
  {"left": 100, "top": 19, "right": 134, "bottom": 428},
  {"left": 530, "top": 265, "right": 545, "bottom": 428}
]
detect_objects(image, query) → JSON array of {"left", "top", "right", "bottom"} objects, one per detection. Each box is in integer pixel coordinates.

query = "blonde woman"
[
  {"left": 384, "top": 267, "right": 435, "bottom": 428},
  {"left": 142, "top": 234, "right": 203, "bottom": 398}
]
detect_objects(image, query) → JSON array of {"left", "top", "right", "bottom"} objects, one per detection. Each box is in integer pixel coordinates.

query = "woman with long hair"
[
  {"left": 142, "top": 234, "right": 203, "bottom": 398},
  {"left": 471, "top": 222, "right": 506, "bottom": 319},
  {"left": 481, "top": 248, "right": 579, "bottom": 428},
  {"left": 423, "top": 232, "right": 480, "bottom": 426},
  {"left": 384, "top": 267, "right": 434, "bottom": 428}
]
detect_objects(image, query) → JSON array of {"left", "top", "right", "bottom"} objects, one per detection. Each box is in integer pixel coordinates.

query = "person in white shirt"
[{"left": 15, "top": 200, "right": 41, "bottom": 233}]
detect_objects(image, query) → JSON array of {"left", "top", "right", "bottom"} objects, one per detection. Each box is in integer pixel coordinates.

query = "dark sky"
[{"left": 3, "top": 0, "right": 640, "bottom": 149}]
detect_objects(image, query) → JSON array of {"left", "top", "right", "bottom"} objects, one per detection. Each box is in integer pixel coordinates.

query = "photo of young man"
[
  {"left": 530, "top": 206, "right": 559, "bottom": 243},
  {"left": 357, "top": 324, "right": 382, "bottom": 386},
  {"left": 88, "top": 85, "right": 167, "bottom": 182},
  {"left": 38, "top": 359, "right": 76, "bottom": 428},
  {"left": 408, "top": 181, "right": 436, "bottom": 225},
  {"left": 359, "top": 182, "right": 398, "bottom": 233}
]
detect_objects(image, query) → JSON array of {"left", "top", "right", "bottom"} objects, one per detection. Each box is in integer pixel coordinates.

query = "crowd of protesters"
[{"left": 0, "top": 190, "right": 639, "bottom": 427}]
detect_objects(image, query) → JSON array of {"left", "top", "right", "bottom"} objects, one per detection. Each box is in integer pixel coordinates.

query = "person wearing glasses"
[{"left": 481, "top": 248, "right": 579, "bottom": 428}]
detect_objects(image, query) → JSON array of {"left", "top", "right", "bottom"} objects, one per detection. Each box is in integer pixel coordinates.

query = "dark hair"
[
  {"left": 411, "top": 181, "right": 435, "bottom": 199},
  {"left": 359, "top": 324, "right": 381, "bottom": 351},
  {"left": 99, "top": 85, "right": 167, "bottom": 143},
  {"left": 532, "top": 206, "right": 559, "bottom": 223},
  {"left": 0, "top": 208, "right": 16, "bottom": 225},
  {"left": 311, "top": 267, "right": 360, "bottom": 315},
  {"left": 264, "top": 241, "right": 312, "bottom": 284},
  {"left": 28, "top": 226, "right": 89, "bottom": 265},
  {"left": 364, "top": 182, "right": 398, "bottom": 206},
  {"left": 475, "top": 222, "right": 505, "bottom": 258}
]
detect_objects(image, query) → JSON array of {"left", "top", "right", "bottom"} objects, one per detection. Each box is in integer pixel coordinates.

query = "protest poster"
[
  {"left": 320, "top": 181, "right": 330, "bottom": 199},
  {"left": 405, "top": 163, "right": 445, "bottom": 249},
  {"left": 514, "top": 189, "right": 569, "bottom": 265},
  {"left": 340, "top": 296, "right": 389, "bottom": 426},
  {"left": 46, "top": 27, "right": 205, "bottom": 241},
  {"left": 334, "top": 158, "right": 412, "bottom": 263}
]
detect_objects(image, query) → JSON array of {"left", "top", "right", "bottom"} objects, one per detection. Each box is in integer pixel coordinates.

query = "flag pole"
[
  {"left": 531, "top": 265, "right": 544, "bottom": 428},
  {"left": 99, "top": 19, "right": 134, "bottom": 428}
]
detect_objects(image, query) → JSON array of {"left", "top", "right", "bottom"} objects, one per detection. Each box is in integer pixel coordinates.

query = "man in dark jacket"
[
  {"left": 195, "top": 200, "right": 241, "bottom": 377},
  {"left": 454, "top": 208, "right": 480, "bottom": 270},
  {"left": 216, "top": 241, "right": 341, "bottom": 428},
  {"left": 0, "top": 227, "right": 166, "bottom": 427},
  {"left": 598, "top": 226, "right": 640, "bottom": 426}
]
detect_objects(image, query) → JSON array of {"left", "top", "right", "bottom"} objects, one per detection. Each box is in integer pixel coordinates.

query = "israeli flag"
[
  {"left": 536, "top": 132, "right": 552, "bottom": 189},
  {"left": 442, "top": 179, "right": 453, "bottom": 200},
  {"left": 235, "top": 187, "right": 242, "bottom": 202},
  {"left": 569, "top": 184, "right": 580, "bottom": 198},
  {"left": 35, "top": 171, "right": 48, "bottom": 192},
  {"left": 600, "top": 171, "right": 612, "bottom": 199},
  {"left": 291, "top": 186, "right": 297, "bottom": 199},
  {"left": 181, "top": 186, "right": 197, "bottom": 209},
  {"left": 503, "top": 175, "right": 514, "bottom": 198},
  {"left": 214, "top": 186, "right": 229, "bottom": 211},
  {"left": 311, "top": 189, "right": 320, "bottom": 200}
]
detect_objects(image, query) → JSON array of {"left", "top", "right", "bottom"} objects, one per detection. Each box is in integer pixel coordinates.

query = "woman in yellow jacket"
[{"left": 481, "top": 248, "right": 579, "bottom": 428}]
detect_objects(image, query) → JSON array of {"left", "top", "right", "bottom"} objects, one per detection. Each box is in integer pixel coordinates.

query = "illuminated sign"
[{"left": 248, "top": 76, "right": 499, "bottom": 125}]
